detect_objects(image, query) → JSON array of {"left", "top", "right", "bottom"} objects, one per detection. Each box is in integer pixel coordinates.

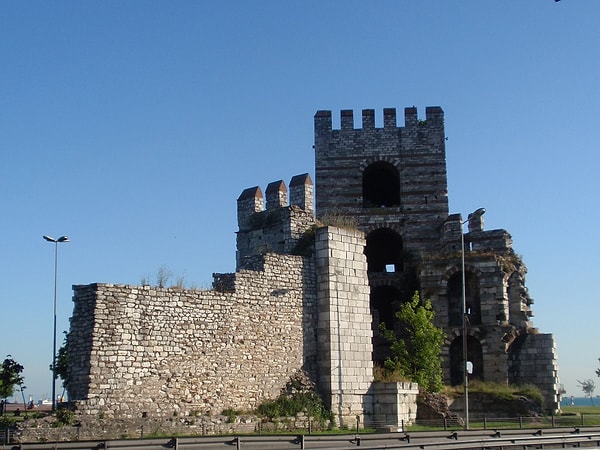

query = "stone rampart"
[{"left": 68, "top": 253, "right": 317, "bottom": 419}]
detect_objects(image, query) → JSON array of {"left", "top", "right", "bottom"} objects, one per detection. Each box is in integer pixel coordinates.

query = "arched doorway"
[{"left": 449, "top": 335, "right": 484, "bottom": 386}]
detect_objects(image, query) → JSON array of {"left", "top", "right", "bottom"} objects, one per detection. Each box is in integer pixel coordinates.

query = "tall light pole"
[
  {"left": 461, "top": 208, "right": 485, "bottom": 431},
  {"left": 43, "top": 235, "right": 69, "bottom": 412}
]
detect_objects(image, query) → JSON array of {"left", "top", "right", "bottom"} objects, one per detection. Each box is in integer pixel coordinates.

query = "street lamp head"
[
  {"left": 471, "top": 208, "right": 486, "bottom": 217},
  {"left": 43, "top": 235, "right": 70, "bottom": 243}
]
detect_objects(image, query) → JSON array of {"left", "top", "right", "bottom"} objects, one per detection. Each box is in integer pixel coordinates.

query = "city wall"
[{"left": 68, "top": 253, "right": 317, "bottom": 419}]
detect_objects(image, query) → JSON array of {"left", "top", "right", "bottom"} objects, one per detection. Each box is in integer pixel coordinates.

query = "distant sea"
[{"left": 562, "top": 396, "right": 600, "bottom": 407}]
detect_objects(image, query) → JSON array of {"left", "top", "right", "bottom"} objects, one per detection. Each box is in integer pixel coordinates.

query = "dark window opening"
[
  {"left": 449, "top": 335, "right": 484, "bottom": 386},
  {"left": 447, "top": 271, "right": 482, "bottom": 327},
  {"left": 363, "top": 161, "right": 400, "bottom": 208},
  {"left": 365, "top": 229, "right": 403, "bottom": 273},
  {"left": 370, "top": 285, "right": 402, "bottom": 363}
]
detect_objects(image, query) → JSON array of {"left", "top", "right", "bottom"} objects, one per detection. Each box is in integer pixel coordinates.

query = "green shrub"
[
  {"left": 257, "top": 391, "right": 329, "bottom": 422},
  {"left": 221, "top": 408, "right": 238, "bottom": 423},
  {"left": 0, "top": 415, "right": 16, "bottom": 428},
  {"left": 54, "top": 408, "right": 74, "bottom": 426}
]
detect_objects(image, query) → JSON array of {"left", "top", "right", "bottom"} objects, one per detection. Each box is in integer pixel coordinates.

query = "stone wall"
[
  {"left": 68, "top": 253, "right": 317, "bottom": 419},
  {"left": 509, "top": 333, "right": 560, "bottom": 409}
]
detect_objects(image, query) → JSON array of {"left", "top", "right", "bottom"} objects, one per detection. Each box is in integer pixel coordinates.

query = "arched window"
[
  {"left": 365, "top": 229, "right": 403, "bottom": 273},
  {"left": 362, "top": 162, "right": 400, "bottom": 208},
  {"left": 447, "top": 271, "right": 482, "bottom": 326},
  {"left": 449, "top": 335, "right": 484, "bottom": 386}
]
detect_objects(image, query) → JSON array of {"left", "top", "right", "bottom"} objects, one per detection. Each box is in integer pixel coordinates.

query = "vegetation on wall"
[
  {"left": 255, "top": 372, "right": 330, "bottom": 423},
  {"left": 319, "top": 212, "right": 357, "bottom": 230}
]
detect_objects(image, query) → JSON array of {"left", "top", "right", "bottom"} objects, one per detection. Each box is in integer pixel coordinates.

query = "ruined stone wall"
[
  {"left": 67, "top": 253, "right": 317, "bottom": 419},
  {"left": 509, "top": 333, "right": 560, "bottom": 409},
  {"left": 421, "top": 213, "right": 559, "bottom": 410},
  {"left": 62, "top": 106, "right": 560, "bottom": 429}
]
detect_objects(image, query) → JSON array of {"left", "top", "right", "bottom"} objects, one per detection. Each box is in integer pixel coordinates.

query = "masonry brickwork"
[
  {"left": 65, "top": 106, "right": 560, "bottom": 432},
  {"left": 68, "top": 252, "right": 317, "bottom": 418},
  {"left": 313, "top": 107, "right": 559, "bottom": 410}
]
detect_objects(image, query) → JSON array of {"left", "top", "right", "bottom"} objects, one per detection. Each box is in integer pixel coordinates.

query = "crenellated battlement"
[
  {"left": 314, "top": 106, "right": 444, "bottom": 132},
  {"left": 237, "top": 174, "right": 314, "bottom": 229},
  {"left": 236, "top": 174, "right": 315, "bottom": 268}
]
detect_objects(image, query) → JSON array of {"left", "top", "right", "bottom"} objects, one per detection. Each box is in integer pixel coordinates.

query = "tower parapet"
[{"left": 236, "top": 175, "right": 315, "bottom": 269}]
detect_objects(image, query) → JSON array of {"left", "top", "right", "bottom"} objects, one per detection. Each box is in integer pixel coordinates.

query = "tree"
[
  {"left": 380, "top": 291, "right": 444, "bottom": 392},
  {"left": 53, "top": 332, "right": 69, "bottom": 394},
  {"left": 577, "top": 379, "right": 596, "bottom": 406},
  {"left": 0, "top": 356, "right": 24, "bottom": 415},
  {"left": 595, "top": 357, "right": 600, "bottom": 378}
]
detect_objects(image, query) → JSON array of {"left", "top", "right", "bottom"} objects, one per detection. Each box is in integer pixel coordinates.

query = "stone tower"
[{"left": 314, "top": 107, "right": 559, "bottom": 409}]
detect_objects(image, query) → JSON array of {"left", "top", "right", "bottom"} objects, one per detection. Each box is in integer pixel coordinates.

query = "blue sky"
[{"left": 1, "top": 1, "right": 598, "bottom": 402}]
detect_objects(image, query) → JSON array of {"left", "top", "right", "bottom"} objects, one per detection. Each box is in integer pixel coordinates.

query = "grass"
[
  {"left": 445, "top": 380, "right": 543, "bottom": 406},
  {"left": 561, "top": 405, "right": 600, "bottom": 415}
]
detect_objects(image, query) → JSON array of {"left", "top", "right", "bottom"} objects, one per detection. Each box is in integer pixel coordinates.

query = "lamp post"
[
  {"left": 43, "top": 235, "right": 69, "bottom": 412},
  {"left": 460, "top": 208, "right": 485, "bottom": 431}
]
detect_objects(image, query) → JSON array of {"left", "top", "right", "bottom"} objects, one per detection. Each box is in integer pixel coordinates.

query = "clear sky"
[{"left": 1, "top": 1, "right": 598, "bottom": 403}]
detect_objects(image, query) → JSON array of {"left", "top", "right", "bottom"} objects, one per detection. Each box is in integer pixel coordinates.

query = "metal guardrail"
[{"left": 5, "top": 429, "right": 600, "bottom": 450}]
